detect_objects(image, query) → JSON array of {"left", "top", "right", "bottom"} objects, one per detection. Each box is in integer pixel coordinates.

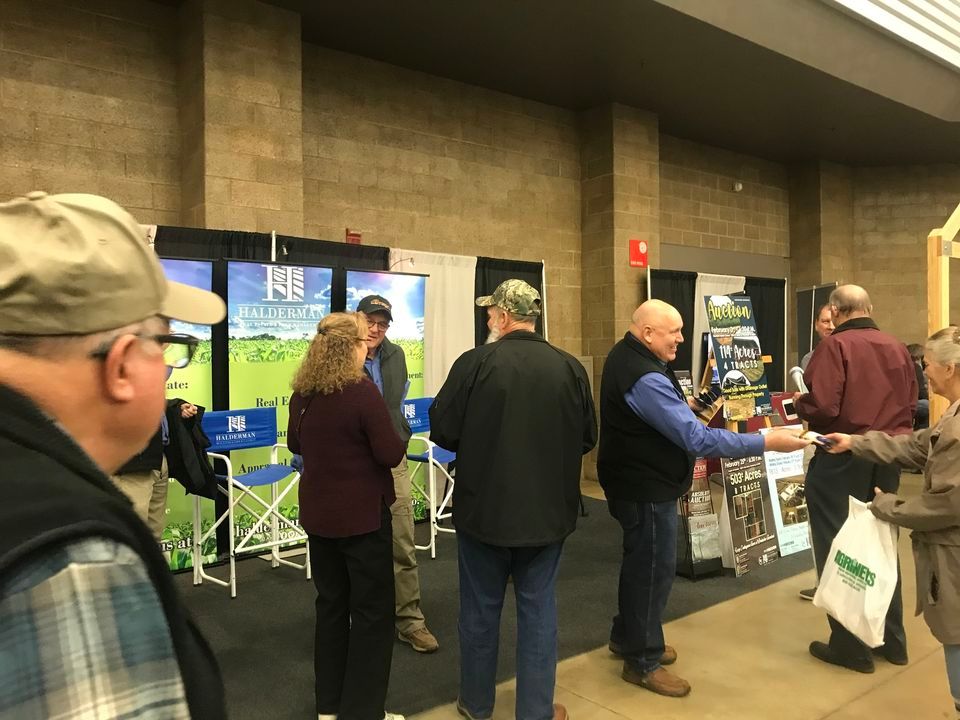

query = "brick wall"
[
  {"left": 853, "top": 164, "right": 960, "bottom": 344},
  {"left": 660, "top": 135, "right": 789, "bottom": 257},
  {"left": 301, "top": 46, "right": 582, "bottom": 354},
  {"left": 0, "top": 0, "right": 181, "bottom": 225}
]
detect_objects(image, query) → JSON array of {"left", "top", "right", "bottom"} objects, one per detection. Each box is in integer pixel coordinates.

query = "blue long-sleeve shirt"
[{"left": 625, "top": 372, "right": 764, "bottom": 458}]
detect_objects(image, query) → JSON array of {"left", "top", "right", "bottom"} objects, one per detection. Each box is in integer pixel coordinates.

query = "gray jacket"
[
  {"left": 379, "top": 337, "right": 412, "bottom": 444},
  {"left": 855, "top": 400, "right": 960, "bottom": 644}
]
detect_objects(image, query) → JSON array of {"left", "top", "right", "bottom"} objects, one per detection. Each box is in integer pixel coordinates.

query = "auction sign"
[
  {"left": 704, "top": 294, "right": 772, "bottom": 421},
  {"left": 719, "top": 455, "right": 780, "bottom": 576}
]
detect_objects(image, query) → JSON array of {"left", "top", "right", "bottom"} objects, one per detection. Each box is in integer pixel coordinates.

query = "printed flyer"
[
  {"left": 704, "top": 294, "right": 773, "bottom": 421},
  {"left": 158, "top": 258, "right": 215, "bottom": 571},
  {"left": 681, "top": 457, "right": 722, "bottom": 563},
  {"left": 227, "top": 261, "right": 333, "bottom": 548},
  {"left": 719, "top": 454, "right": 780, "bottom": 576},
  {"left": 760, "top": 424, "right": 811, "bottom": 557}
]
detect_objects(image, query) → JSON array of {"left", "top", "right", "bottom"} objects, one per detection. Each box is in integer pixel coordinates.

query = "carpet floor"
[{"left": 176, "top": 498, "right": 811, "bottom": 719}]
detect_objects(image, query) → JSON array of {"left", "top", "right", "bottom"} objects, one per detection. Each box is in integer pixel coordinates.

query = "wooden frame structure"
[{"left": 927, "top": 202, "right": 960, "bottom": 424}]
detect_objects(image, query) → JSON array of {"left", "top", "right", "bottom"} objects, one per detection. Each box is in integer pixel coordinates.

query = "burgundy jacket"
[
  {"left": 797, "top": 317, "right": 917, "bottom": 436},
  {"left": 287, "top": 378, "right": 405, "bottom": 538}
]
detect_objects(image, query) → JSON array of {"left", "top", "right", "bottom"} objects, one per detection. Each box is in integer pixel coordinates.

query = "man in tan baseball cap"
[{"left": 0, "top": 192, "right": 226, "bottom": 719}]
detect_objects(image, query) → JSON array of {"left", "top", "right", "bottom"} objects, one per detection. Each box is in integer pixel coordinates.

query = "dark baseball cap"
[{"left": 357, "top": 294, "right": 393, "bottom": 321}]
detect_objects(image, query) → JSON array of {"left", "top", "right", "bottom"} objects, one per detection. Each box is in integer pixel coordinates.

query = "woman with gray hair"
[{"left": 825, "top": 326, "right": 960, "bottom": 717}]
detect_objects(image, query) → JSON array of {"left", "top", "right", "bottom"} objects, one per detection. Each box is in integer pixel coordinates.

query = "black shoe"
[
  {"left": 872, "top": 646, "right": 908, "bottom": 665},
  {"left": 799, "top": 587, "right": 816, "bottom": 601},
  {"left": 809, "top": 641, "right": 875, "bottom": 673}
]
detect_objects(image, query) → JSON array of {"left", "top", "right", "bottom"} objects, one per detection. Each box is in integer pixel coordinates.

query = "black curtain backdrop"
[
  {"left": 474, "top": 257, "right": 544, "bottom": 346},
  {"left": 154, "top": 227, "right": 271, "bottom": 261},
  {"left": 274, "top": 234, "right": 388, "bottom": 271},
  {"left": 648, "top": 270, "right": 697, "bottom": 375},
  {"left": 275, "top": 235, "right": 389, "bottom": 313},
  {"left": 740, "top": 276, "right": 786, "bottom": 391}
]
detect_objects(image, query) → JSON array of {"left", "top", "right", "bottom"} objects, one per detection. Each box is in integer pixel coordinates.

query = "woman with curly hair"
[{"left": 287, "top": 312, "right": 406, "bottom": 720}]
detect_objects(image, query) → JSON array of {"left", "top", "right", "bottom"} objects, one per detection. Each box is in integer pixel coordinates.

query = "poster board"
[
  {"left": 718, "top": 454, "right": 780, "bottom": 576},
  {"left": 346, "top": 269, "right": 428, "bottom": 519},
  {"left": 760, "top": 424, "right": 811, "bottom": 556},
  {"left": 158, "top": 258, "right": 216, "bottom": 571},
  {"left": 704, "top": 294, "right": 772, "bottom": 421},
  {"left": 226, "top": 260, "right": 333, "bottom": 548}
]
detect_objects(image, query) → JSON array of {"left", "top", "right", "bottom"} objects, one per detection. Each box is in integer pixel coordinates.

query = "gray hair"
[
  {"left": 829, "top": 285, "right": 872, "bottom": 316},
  {"left": 926, "top": 327, "right": 960, "bottom": 367},
  {"left": 0, "top": 317, "right": 164, "bottom": 360}
]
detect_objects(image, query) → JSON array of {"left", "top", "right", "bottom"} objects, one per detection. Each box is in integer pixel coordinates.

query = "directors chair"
[{"left": 194, "top": 406, "right": 309, "bottom": 598}]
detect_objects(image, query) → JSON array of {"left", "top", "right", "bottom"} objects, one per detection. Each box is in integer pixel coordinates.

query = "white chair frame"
[
  {"left": 408, "top": 436, "right": 455, "bottom": 559},
  {"left": 192, "top": 443, "right": 310, "bottom": 598}
]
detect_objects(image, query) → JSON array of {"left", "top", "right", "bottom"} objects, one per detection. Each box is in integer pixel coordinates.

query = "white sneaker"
[{"left": 384, "top": 714, "right": 406, "bottom": 720}]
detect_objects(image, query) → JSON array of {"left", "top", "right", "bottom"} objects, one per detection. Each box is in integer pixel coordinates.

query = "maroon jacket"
[
  {"left": 287, "top": 378, "right": 405, "bottom": 538},
  {"left": 797, "top": 317, "right": 916, "bottom": 436}
]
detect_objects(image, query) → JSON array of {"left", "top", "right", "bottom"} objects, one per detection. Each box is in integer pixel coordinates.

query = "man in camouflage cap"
[{"left": 430, "top": 278, "right": 597, "bottom": 720}]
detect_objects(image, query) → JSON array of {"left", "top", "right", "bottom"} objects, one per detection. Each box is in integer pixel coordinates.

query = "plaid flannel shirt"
[{"left": 0, "top": 537, "right": 190, "bottom": 719}]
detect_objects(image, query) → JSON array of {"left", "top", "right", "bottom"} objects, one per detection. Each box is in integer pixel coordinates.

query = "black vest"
[
  {"left": 0, "top": 385, "right": 225, "bottom": 719},
  {"left": 598, "top": 334, "right": 695, "bottom": 502}
]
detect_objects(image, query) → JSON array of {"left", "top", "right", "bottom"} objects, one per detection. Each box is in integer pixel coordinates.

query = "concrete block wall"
[
  {"left": 853, "top": 164, "right": 960, "bottom": 344},
  {"left": 0, "top": 0, "right": 181, "bottom": 225},
  {"left": 2, "top": 0, "right": 959, "bottom": 369},
  {"left": 661, "top": 135, "right": 790, "bottom": 257},
  {"left": 301, "top": 46, "right": 582, "bottom": 354}
]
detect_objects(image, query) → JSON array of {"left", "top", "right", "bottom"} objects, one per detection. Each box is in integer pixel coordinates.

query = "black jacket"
[
  {"left": 598, "top": 334, "right": 695, "bottom": 502},
  {"left": 0, "top": 384, "right": 225, "bottom": 719},
  {"left": 429, "top": 331, "right": 597, "bottom": 546},
  {"left": 379, "top": 337, "right": 413, "bottom": 444},
  {"left": 117, "top": 400, "right": 216, "bottom": 499},
  {"left": 164, "top": 401, "right": 217, "bottom": 499}
]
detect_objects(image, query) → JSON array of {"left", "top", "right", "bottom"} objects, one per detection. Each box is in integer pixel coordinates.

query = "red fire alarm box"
[
  {"left": 345, "top": 228, "right": 362, "bottom": 245},
  {"left": 629, "top": 238, "right": 648, "bottom": 268}
]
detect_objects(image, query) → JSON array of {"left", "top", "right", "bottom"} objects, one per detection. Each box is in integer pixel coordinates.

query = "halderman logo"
[
  {"left": 227, "top": 415, "right": 247, "bottom": 432},
  {"left": 263, "top": 265, "right": 305, "bottom": 303}
]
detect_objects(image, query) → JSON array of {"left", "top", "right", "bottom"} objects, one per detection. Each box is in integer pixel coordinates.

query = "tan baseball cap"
[{"left": 0, "top": 192, "right": 225, "bottom": 335}]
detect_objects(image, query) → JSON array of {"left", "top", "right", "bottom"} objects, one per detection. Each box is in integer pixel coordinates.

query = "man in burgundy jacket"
[{"left": 795, "top": 284, "right": 917, "bottom": 673}]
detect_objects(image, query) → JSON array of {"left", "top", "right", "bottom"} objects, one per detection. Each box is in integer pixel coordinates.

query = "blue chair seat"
[
  {"left": 236, "top": 463, "right": 296, "bottom": 488},
  {"left": 408, "top": 447, "right": 456, "bottom": 465}
]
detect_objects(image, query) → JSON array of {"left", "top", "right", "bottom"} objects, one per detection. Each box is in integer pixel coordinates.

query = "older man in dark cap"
[
  {"left": 431, "top": 279, "right": 597, "bottom": 720},
  {"left": 357, "top": 293, "right": 439, "bottom": 654}
]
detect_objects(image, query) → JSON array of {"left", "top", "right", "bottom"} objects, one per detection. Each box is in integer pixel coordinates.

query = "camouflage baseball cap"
[{"left": 475, "top": 279, "right": 541, "bottom": 317}]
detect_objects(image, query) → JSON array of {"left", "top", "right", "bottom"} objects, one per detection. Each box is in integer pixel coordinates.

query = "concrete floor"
[{"left": 412, "top": 473, "right": 956, "bottom": 720}]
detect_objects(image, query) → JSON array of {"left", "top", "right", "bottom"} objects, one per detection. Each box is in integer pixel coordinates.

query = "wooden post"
[
  {"left": 927, "top": 202, "right": 960, "bottom": 425},
  {"left": 927, "top": 231, "right": 950, "bottom": 424}
]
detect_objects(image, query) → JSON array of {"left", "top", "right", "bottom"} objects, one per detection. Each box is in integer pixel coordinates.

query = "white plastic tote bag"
[{"left": 813, "top": 497, "right": 898, "bottom": 647}]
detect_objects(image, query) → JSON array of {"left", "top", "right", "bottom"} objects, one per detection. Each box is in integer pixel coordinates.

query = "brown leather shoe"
[
  {"left": 553, "top": 703, "right": 568, "bottom": 720},
  {"left": 622, "top": 664, "right": 691, "bottom": 697},
  {"left": 609, "top": 642, "right": 676, "bottom": 666}
]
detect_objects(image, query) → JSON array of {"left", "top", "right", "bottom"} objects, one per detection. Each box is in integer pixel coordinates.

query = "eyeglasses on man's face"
[
  {"left": 90, "top": 332, "right": 201, "bottom": 368},
  {"left": 366, "top": 319, "right": 390, "bottom": 332}
]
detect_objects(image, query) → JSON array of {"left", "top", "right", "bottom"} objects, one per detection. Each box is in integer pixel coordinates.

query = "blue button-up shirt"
[
  {"left": 364, "top": 353, "right": 384, "bottom": 395},
  {"left": 625, "top": 372, "right": 764, "bottom": 458}
]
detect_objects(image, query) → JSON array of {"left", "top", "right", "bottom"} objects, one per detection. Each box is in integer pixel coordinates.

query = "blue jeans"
[
  {"left": 457, "top": 532, "right": 564, "bottom": 720},
  {"left": 608, "top": 498, "right": 678, "bottom": 674},
  {"left": 945, "top": 644, "right": 960, "bottom": 710}
]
